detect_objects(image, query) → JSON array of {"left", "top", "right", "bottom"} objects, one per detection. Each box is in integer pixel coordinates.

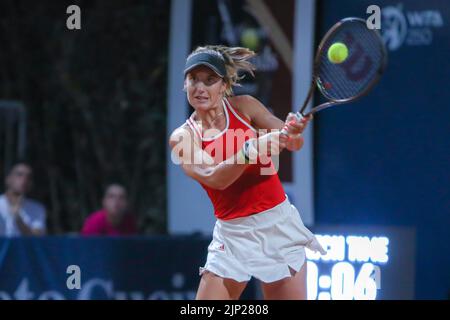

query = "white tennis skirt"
[{"left": 199, "top": 196, "right": 326, "bottom": 283}]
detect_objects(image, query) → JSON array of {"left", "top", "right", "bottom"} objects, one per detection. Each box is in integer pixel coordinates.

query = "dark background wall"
[
  {"left": 0, "top": 0, "right": 169, "bottom": 234},
  {"left": 315, "top": 0, "right": 450, "bottom": 299}
]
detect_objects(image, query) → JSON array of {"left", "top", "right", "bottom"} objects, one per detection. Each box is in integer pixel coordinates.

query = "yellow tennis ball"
[{"left": 327, "top": 42, "right": 348, "bottom": 64}]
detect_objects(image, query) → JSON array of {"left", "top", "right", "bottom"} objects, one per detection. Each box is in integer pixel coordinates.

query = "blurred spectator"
[
  {"left": 81, "top": 184, "right": 137, "bottom": 236},
  {"left": 0, "top": 162, "right": 46, "bottom": 236}
]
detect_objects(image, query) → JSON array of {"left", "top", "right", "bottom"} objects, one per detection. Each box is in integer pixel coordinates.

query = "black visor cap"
[{"left": 184, "top": 51, "right": 226, "bottom": 78}]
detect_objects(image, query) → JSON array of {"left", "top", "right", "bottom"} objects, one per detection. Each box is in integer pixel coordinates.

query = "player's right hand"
[{"left": 246, "top": 131, "right": 287, "bottom": 161}]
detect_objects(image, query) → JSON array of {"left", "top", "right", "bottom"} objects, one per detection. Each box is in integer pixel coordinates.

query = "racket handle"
[
  {"left": 293, "top": 112, "right": 304, "bottom": 121},
  {"left": 280, "top": 112, "right": 304, "bottom": 135}
]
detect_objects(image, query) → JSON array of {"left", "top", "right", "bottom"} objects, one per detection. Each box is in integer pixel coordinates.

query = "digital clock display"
[{"left": 305, "top": 227, "right": 416, "bottom": 300}]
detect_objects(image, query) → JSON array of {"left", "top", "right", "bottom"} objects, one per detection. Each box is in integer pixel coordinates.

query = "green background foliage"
[{"left": 0, "top": 0, "right": 170, "bottom": 234}]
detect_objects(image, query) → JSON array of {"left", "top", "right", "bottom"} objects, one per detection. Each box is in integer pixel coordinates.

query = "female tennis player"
[{"left": 169, "top": 45, "right": 325, "bottom": 300}]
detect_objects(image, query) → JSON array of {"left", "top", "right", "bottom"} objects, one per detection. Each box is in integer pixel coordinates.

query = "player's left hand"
[
  {"left": 282, "top": 113, "right": 312, "bottom": 151},
  {"left": 283, "top": 112, "right": 312, "bottom": 136}
]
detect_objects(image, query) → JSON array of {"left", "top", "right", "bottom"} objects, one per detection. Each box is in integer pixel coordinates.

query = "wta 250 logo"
[{"left": 381, "top": 4, "right": 444, "bottom": 51}]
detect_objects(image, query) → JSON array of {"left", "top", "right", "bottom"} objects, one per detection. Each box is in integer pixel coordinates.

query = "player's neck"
[{"left": 196, "top": 100, "right": 225, "bottom": 130}]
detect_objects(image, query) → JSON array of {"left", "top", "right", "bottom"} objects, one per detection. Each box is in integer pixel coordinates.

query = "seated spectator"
[
  {"left": 0, "top": 162, "right": 46, "bottom": 236},
  {"left": 81, "top": 183, "right": 137, "bottom": 236}
]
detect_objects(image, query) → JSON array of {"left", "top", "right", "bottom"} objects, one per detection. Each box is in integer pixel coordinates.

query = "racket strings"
[
  {"left": 321, "top": 26, "right": 379, "bottom": 97},
  {"left": 321, "top": 29, "right": 379, "bottom": 98},
  {"left": 317, "top": 20, "right": 385, "bottom": 101}
]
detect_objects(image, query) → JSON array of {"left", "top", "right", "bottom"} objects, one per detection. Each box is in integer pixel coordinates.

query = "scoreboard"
[{"left": 306, "top": 226, "right": 416, "bottom": 300}]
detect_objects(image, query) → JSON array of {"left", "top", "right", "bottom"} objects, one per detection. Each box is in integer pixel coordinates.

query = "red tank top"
[{"left": 186, "top": 97, "right": 286, "bottom": 220}]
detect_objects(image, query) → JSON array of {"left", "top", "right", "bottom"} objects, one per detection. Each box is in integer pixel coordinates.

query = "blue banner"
[
  {"left": 0, "top": 236, "right": 212, "bottom": 300},
  {"left": 0, "top": 226, "right": 415, "bottom": 300}
]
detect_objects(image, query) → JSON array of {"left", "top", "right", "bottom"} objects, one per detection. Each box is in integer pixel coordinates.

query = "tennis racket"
[{"left": 282, "top": 17, "right": 387, "bottom": 134}]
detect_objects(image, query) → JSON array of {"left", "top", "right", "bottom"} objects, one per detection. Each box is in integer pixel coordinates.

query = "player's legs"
[
  {"left": 196, "top": 270, "right": 248, "bottom": 300},
  {"left": 260, "top": 263, "right": 307, "bottom": 300}
]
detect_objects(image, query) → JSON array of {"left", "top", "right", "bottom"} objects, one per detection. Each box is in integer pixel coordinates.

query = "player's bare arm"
[{"left": 229, "top": 95, "right": 310, "bottom": 151}]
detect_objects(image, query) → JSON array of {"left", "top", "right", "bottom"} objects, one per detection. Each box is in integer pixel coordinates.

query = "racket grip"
[
  {"left": 293, "top": 112, "right": 304, "bottom": 121},
  {"left": 280, "top": 112, "right": 304, "bottom": 136}
]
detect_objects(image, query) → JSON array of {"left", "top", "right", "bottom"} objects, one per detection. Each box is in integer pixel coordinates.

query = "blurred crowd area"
[{"left": 0, "top": 0, "right": 170, "bottom": 235}]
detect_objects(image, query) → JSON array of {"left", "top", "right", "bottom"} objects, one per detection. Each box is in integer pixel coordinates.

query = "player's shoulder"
[
  {"left": 228, "top": 95, "right": 260, "bottom": 119},
  {"left": 169, "top": 122, "right": 195, "bottom": 148},
  {"left": 228, "top": 94, "right": 260, "bottom": 108},
  {"left": 170, "top": 122, "right": 194, "bottom": 139}
]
